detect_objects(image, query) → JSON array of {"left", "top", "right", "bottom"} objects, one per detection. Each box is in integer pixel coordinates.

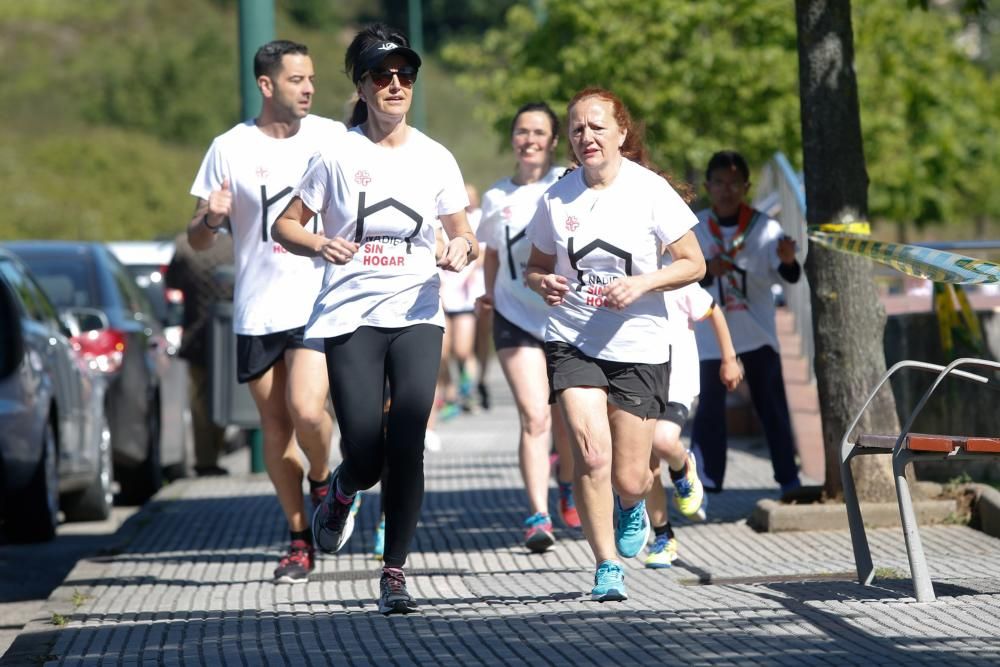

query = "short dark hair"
[
  {"left": 510, "top": 102, "right": 559, "bottom": 138},
  {"left": 254, "top": 40, "right": 309, "bottom": 79},
  {"left": 705, "top": 150, "right": 750, "bottom": 183}
]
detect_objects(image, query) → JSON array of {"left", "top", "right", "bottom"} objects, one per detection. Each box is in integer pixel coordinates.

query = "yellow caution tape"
[
  {"left": 807, "top": 231, "right": 1000, "bottom": 285},
  {"left": 809, "top": 221, "right": 872, "bottom": 236}
]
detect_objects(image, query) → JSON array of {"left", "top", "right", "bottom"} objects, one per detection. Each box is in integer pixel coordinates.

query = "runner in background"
[
  {"left": 185, "top": 39, "right": 345, "bottom": 585},
  {"left": 691, "top": 150, "right": 802, "bottom": 496},
  {"left": 478, "top": 102, "right": 580, "bottom": 554},
  {"left": 643, "top": 283, "right": 742, "bottom": 568},
  {"left": 273, "top": 23, "right": 478, "bottom": 615},
  {"left": 525, "top": 88, "right": 705, "bottom": 600}
]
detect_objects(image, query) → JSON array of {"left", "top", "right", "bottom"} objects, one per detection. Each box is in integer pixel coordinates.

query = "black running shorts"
[
  {"left": 236, "top": 325, "right": 320, "bottom": 383},
  {"left": 544, "top": 340, "right": 667, "bottom": 419},
  {"left": 492, "top": 311, "right": 543, "bottom": 351}
]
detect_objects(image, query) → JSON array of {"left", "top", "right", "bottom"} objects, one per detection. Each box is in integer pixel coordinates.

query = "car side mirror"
[
  {"left": 62, "top": 307, "right": 110, "bottom": 336},
  {"left": 0, "top": 283, "right": 25, "bottom": 378}
]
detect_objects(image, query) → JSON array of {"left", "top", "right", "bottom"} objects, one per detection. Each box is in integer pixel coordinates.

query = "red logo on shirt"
[
  {"left": 502, "top": 206, "right": 513, "bottom": 220},
  {"left": 354, "top": 170, "right": 372, "bottom": 186},
  {"left": 255, "top": 166, "right": 269, "bottom": 179},
  {"left": 565, "top": 216, "right": 580, "bottom": 232}
]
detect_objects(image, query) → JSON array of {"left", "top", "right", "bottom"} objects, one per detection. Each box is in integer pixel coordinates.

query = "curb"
[
  {"left": 970, "top": 482, "right": 1000, "bottom": 538},
  {"left": 748, "top": 497, "right": 958, "bottom": 532}
]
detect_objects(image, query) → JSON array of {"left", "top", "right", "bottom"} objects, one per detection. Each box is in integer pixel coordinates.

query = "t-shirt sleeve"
[
  {"left": 190, "top": 140, "right": 226, "bottom": 200},
  {"left": 685, "top": 284, "right": 716, "bottom": 323},
  {"left": 525, "top": 194, "right": 556, "bottom": 255},
  {"left": 435, "top": 149, "right": 469, "bottom": 217},
  {"left": 477, "top": 190, "right": 502, "bottom": 247},
  {"left": 652, "top": 178, "right": 699, "bottom": 246},
  {"left": 293, "top": 155, "right": 333, "bottom": 217}
]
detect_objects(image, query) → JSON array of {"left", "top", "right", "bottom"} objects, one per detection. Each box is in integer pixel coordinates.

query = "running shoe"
[
  {"left": 614, "top": 497, "right": 650, "bottom": 559},
  {"left": 477, "top": 381, "right": 490, "bottom": 410},
  {"left": 644, "top": 534, "right": 678, "bottom": 569},
  {"left": 438, "top": 401, "right": 461, "bottom": 422},
  {"left": 273, "top": 539, "right": 314, "bottom": 584},
  {"left": 523, "top": 512, "right": 555, "bottom": 553},
  {"left": 591, "top": 560, "right": 628, "bottom": 601},
  {"left": 558, "top": 483, "right": 581, "bottom": 529},
  {"left": 312, "top": 467, "right": 357, "bottom": 554},
  {"left": 673, "top": 450, "right": 705, "bottom": 519},
  {"left": 378, "top": 567, "right": 418, "bottom": 615},
  {"left": 309, "top": 477, "right": 330, "bottom": 516},
  {"left": 373, "top": 516, "right": 385, "bottom": 561}
]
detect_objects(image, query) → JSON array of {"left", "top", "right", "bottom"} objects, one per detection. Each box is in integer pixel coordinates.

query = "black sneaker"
[
  {"left": 274, "top": 540, "right": 314, "bottom": 584},
  {"left": 378, "top": 567, "right": 418, "bottom": 615},
  {"left": 312, "top": 467, "right": 357, "bottom": 554},
  {"left": 477, "top": 382, "right": 491, "bottom": 411}
]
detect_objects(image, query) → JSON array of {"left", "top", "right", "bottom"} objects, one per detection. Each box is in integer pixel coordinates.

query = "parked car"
[
  {"left": 0, "top": 249, "right": 113, "bottom": 542},
  {"left": 106, "top": 240, "right": 190, "bottom": 479},
  {"left": 4, "top": 241, "right": 186, "bottom": 503},
  {"left": 106, "top": 240, "right": 184, "bottom": 353}
]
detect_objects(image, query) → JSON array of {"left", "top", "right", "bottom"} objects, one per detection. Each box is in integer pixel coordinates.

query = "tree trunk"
[{"left": 795, "top": 0, "right": 899, "bottom": 502}]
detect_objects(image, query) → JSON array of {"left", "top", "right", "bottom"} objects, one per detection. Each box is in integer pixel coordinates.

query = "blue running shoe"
[
  {"left": 614, "top": 497, "right": 650, "bottom": 559},
  {"left": 591, "top": 560, "right": 628, "bottom": 601}
]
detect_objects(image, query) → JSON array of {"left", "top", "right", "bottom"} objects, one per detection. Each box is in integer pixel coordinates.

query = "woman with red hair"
[{"left": 525, "top": 88, "right": 705, "bottom": 601}]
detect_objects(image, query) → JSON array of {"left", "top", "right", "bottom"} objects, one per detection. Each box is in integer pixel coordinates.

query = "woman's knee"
[
  {"left": 613, "top": 465, "right": 653, "bottom": 498},
  {"left": 518, "top": 405, "right": 551, "bottom": 439}
]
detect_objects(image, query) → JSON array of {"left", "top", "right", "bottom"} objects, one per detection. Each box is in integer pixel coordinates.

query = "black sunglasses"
[{"left": 365, "top": 67, "right": 418, "bottom": 89}]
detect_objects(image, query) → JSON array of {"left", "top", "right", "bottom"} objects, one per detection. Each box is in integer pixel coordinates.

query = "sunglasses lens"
[{"left": 368, "top": 68, "right": 417, "bottom": 88}]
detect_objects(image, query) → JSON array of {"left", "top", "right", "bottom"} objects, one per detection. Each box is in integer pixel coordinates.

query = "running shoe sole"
[
  {"left": 379, "top": 598, "right": 419, "bottom": 615},
  {"left": 591, "top": 588, "right": 628, "bottom": 602},
  {"left": 525, "top": 529, "right": 555, "bottom": 553},
  {"left": 274, "top": 573, "right": 310, "bottom": 584}
]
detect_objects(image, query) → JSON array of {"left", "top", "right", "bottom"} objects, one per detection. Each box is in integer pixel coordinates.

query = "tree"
[{"left": 795, "top": 0, "right": 899, "bottom": 501}]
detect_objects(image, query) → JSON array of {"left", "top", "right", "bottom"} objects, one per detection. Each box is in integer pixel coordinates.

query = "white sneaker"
[{"left": 424, "top": 430, "right": 442, "bottom": 452}]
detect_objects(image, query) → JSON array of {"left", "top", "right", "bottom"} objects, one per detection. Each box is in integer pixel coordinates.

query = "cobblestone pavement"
[{"left": 4, "top": 376, "right": 1000, "bottom": 666}]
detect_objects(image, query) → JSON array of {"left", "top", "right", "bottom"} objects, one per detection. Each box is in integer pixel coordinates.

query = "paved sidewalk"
[{"left": 5, "top": 376, "right": 1000, "bottom": 666}]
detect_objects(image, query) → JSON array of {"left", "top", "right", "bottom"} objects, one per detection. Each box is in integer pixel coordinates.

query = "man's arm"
[{"left": 187, "top": 178, "right": 232, "bottom": 251}]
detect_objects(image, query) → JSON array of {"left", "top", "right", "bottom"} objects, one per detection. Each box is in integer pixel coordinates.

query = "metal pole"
[
  {"left": 407, "top": 0, "right": 426, "bottom": 131},
  {"left": 237, "top": 0, "right": 273, "bottom": 473},
  {"left": 238, "top": 0, "right": 275, "bottom": 121}
]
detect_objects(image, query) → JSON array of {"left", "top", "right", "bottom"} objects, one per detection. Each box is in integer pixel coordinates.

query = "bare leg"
[{"left": 284, "top": 347, "right": 332, "bottom": 485}]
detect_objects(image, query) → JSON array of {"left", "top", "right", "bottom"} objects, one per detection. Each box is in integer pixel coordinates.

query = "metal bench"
[{"left": 841, "top": 357, "right": 1000, "bottom": 602}]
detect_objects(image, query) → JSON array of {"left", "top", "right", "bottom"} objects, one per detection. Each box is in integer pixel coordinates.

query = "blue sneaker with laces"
[
  {"left": 614, "top": 497, "right": 649, "bottom": 558},
  {"left": 591, "top": 559, "right": 628, "bottom": 601}
]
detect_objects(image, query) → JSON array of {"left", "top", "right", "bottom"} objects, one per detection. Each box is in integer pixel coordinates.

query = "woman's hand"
[
  {"left": 538, "top": 274, "right": 570, "bottom": 306},
  {"left": 720, "top": 356, "right": 743, "bottom": 391},
  {"left": 475, "top": 293, "right": 494, "bottom": 317},
  {"left": 602, "top": 275, "right": 650, "bottom": 310},
  {"left": 437, "top": 237, "right": 472, "bottom": 272},
  {"left": 318, "top": 237, "right": 360, "bottom": 265}
]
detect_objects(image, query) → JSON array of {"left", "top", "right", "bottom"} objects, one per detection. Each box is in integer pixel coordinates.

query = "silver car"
[{"left": 0, "top": 249, "right": 112, "bottom": 542}]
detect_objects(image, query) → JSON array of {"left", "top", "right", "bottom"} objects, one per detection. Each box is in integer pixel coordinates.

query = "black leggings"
[{"left": 324, "top": 324, "right": 442, "bottom": 568}]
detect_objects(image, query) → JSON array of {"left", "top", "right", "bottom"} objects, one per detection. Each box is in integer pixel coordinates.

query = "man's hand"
[
  {"left": 777, "top": 235, "right": 797, "bottom": 264},
  {"left": 206, "top": 178, "right": 233, "bottom": 227},
  {"left": 707, "top": 255, "right": 731, "bottom": 277}
]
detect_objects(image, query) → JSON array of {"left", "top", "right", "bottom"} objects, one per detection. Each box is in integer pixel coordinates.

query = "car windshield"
[{"left": 18, "top": 256, "right": 98, "bottom": 309}]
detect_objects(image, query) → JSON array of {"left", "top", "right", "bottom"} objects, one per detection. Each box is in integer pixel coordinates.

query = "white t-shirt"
[
  {"left": 665, "top": 283, "right": 715, "bottom": 410},
  {"left": 692, "top": 207, "right": 784, "bottom": 358},
  {"left": 480, "top": 167, "right": 565, "bottom": 340},
  {"left": 294, "top": 127, "right": 468, "bottom": 339},
  {"left": 526, "top": 160, "right": 699, "bottom": 363},
  {"left": 190, "top": 115, "right": 346, "bottom": 335},
  {"left": 440, "top": 207, "right": 484, "bottom": 313}
]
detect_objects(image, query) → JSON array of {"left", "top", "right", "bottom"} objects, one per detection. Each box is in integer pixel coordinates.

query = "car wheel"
[
  {"left": 63, "top": 414, "right": 114, "bottom": 522},
  {"left": 5, "top": 418, "right": 59, "bottom": 542},
  {"left": 117, "top": 399, "right": 163, "bottom": 505}
]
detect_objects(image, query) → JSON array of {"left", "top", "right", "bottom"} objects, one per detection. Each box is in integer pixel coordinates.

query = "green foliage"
[
  {"left": 445, "top": 0, "right": 1000, "bottom": 228},
  {"left": 378, "top": 0, "right": 522, "bottom": 48}
]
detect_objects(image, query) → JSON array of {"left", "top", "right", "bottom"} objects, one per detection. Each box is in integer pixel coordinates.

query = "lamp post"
[{"left": 407, "top": 0, "right": 426, "bottom": 131}]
